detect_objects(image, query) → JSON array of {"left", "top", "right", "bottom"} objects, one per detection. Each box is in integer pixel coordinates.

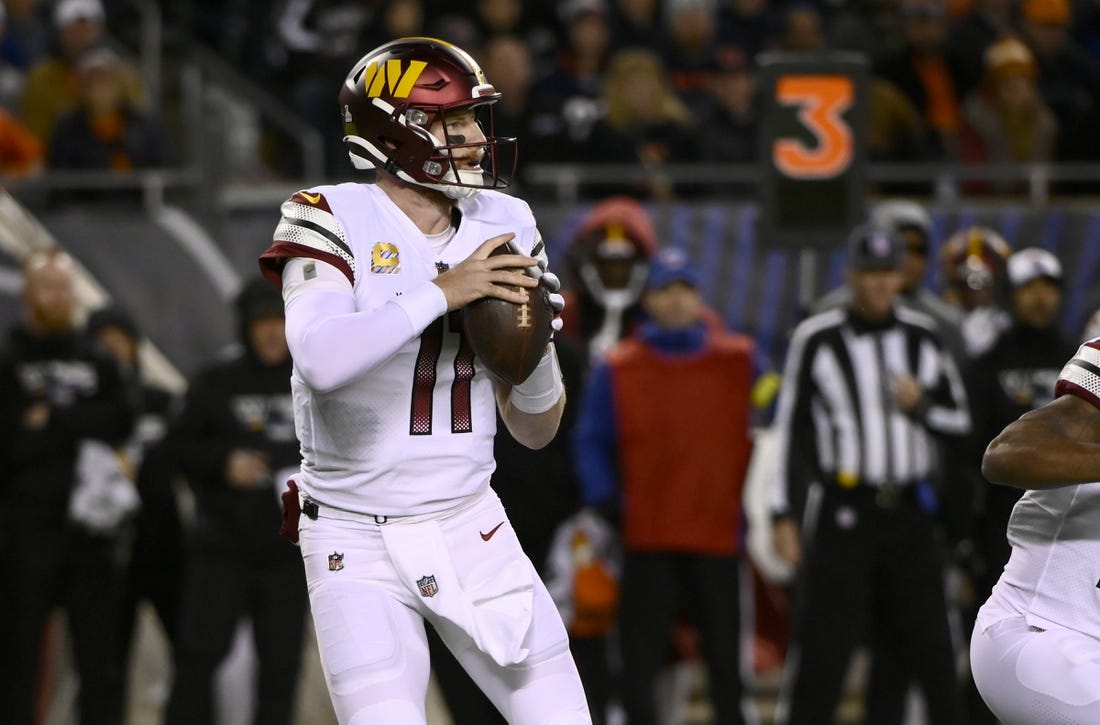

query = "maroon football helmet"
[{"left": 339, "top": 36, "right": 516, "bottom": 199}]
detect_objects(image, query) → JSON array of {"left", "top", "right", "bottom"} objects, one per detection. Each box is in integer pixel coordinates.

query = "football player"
[
  {"left": 970, "top": 339, "right": 1100, "bottom": 722},
  {"left": 258, "top": 37, "right": 588, "bottom": 724}
]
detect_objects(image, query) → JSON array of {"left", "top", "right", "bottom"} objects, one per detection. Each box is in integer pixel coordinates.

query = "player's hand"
[
  {"left": 548, "top": 290, "right": 565, "bottom": 333},
  {"left": 524, "top": 245, "right": 565, "bottom": 333},
  {"left": 892, "top": 374, "right": 924, "bottom": 414},
  {"left": 536, "top": 270, "right": 565, "bottom": 333},
  {"left": 433, "top": 233, "right": 538, "bottom": 311},
  {"left": 226, "top": 449, "right": 270, "bottom": 490},
  {"left": 773, "top": 517, "right": 802, "bottom": 568}
]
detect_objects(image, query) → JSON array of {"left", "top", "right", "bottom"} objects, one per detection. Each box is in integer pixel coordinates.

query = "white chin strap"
[
  {"left": 578, "top": 262, "right": 650, "bottom": 361},
  {"left": 344, "top": 134, "right": 483, "bottom": 200},
  {"left": 425, "top": 169, "right": 484, "bottom": 200}
]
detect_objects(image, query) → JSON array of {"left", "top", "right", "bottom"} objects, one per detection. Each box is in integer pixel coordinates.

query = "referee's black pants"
[
  {"left": 619, "top": 551, "right": 752, "bottom": 725},
  {"left": 777, "top": 484, "right": 965, "bottom": 725}
]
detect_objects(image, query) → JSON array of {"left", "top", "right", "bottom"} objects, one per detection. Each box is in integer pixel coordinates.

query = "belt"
[
  {"left": 832, "top": 476, "right": 921, "bottom": 510},
  {"left": 873, "top": 482, "right": 909, "bottom": 510},
  {"left": 301, "top": 497, "right": 388, "bottom": 524},
  {"left": 299, "top": 483, "right": 492, "bottom": 526}
]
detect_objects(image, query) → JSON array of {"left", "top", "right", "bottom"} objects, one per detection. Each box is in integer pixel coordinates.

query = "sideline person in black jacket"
[
  {"left": 0, "top": 249, "right": 135, "bottom": 725},
  {"left": 164, "top": 278, "right": 307, "bottom": 725}
]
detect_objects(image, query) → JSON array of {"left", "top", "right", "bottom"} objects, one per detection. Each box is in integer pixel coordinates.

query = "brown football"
[{"left": 462, "top": 242, "right": 554, "bottom": 385}]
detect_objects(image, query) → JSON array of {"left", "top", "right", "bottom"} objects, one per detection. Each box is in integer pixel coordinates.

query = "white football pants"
[
  {"left": 298, "top": 486, "right": 592, "bottom": 725},
  {"left": 971, "top": 615, "right": 1100, "bottom": 724}
]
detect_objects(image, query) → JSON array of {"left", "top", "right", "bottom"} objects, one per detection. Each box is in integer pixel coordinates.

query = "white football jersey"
[
  {"left": 263, "top": 182, "right": 544, "bottom": 516},
  {"left": 978, "top": 340, "right": 1100, "bottom": 638}
]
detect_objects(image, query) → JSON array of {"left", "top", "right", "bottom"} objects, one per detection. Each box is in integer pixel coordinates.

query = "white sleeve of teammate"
[{"left": 281, "top": 257, "right": 447, "bottom": 392}]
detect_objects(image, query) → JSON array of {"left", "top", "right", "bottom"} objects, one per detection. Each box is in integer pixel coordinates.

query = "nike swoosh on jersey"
[
  {"left": 300, "top": 191, "right": 322, "bottom": 204},
  {"left": 480, "top": 522, "right": 505, "bottom": 541}
]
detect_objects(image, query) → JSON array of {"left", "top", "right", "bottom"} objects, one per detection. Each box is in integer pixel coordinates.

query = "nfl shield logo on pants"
[
  {"left": 417, "top": 575, "right": 438, "bottom": 598},
  {"left": 328, "top": 552, "right": 344, "bottom": 572}
]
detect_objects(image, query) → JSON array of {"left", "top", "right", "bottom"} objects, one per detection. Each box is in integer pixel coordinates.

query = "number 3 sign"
[{"left": 757, "top": 53, "right": 868, "bottom": 250}]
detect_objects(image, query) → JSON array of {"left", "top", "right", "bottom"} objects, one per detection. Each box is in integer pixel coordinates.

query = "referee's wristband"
[{"left": 509, "top": 345, "right": 564, "bottom": 414}]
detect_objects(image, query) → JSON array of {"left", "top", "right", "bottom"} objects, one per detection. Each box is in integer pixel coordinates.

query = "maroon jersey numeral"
[{"left": 410, "top": 312, "right": 475, "bottom": 435}]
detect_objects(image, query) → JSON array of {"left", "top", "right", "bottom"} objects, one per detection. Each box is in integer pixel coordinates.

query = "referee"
[{"left": 770, "top": 226, "right": 971, "bottom": 725}]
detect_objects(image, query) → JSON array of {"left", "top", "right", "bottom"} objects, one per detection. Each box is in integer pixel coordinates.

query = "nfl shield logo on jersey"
[
  {"left": 417, "top": 575, "right": 438, "bottom": 598},
  {"left": 328, "top": 552, "right": 344, "bottom": 572}
]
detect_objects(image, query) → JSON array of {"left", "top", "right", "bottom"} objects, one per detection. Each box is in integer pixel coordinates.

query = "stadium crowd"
[{"left": 0, "top": 0, "right": 1099, "bottom": 192}]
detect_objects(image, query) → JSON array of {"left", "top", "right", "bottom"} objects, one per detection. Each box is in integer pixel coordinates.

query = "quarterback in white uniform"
[
  {"left": 258, "top": 37, "right": 591, "bottom": 724},
  {"left": 970, "top": 339, "right": 1100, "bottom": 724}
]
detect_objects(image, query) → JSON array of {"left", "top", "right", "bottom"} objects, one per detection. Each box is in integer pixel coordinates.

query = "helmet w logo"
[{"left": 363, "top": 59, "right": 428, "bottom": 99}]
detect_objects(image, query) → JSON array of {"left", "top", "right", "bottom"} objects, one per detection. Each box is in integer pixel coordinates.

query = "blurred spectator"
[
  {"left": 0, "top": 105, "right": 43, "bottom": 179},
  {"left": 1018, "top": 0, "right": 1100, "bottom": 163},
  {"left": 774, "top": 4, "right": 825, "bottom": 52},
  {"left": 271, "top": 0, "right": 376, "bottom": 176},
  {"left": 164, "top": 278, "right": 307, "bottom": 725},
  {"left": 962, "top": 247, "right": 1074, "bottom": 723},
  {"left": 944, "top": 0, "right": 1017, "bottom": 97},
  {"left": 960, "top": 36, "right": 1058, "bottom": 184},
  {"left": 0, "top": 2, "right": 28, "bottom": 110},
  {"left": 86, "top": 306, "right": 185, "bottom": 692},
  {"left": 940, "top": 225, "right": 1013, "bottom": 357},
  {"left": 717, "top": 0, "right": 783, "bottom": 62},
  {"left": 560, "top": 195, "right": 657, "bottom": 361},
  {"left": 691, "top": 46, "right": 760, "bottom": 174},
  {"left": 574, "top": 247, "right": 760, "bottom": 725},
  {"left": 0, "top": 249, "right": 135, "bottom": 725},
  {"left": 473, "top": 0, "right": 557, "bottom": 61},
  {"left": 475, "top": 34, "right": 537, "bottom": 186},
  {"left": 875, "top": 0, "right": 966, "bottom": 159},
  {"left": 828, "top": 0, "right": 906, "bottom": 60},
  {"left": 770, "top": 226, "right": 969, "bottom": 725},
  {"left": 46, "top": 47, "right": 166, "bottom": 176},
  {"left": 0, "top": 0, "right": 50, "bottom": 72},
  {"left": 601, "top": 47, "right": 697, "bottom": 198},
  {"left": 19, "top": 0, "right": 146, "bottom": 144},
  {"left": 363, "top": 0, "right": 425, "bottom": 47},
  {"left": 527, "top": 0, "right": 617, "bottom": 167},
  {"left": 661, "top": 0, "right": 722, "bottom": 97},
  {"left": 867, "top": 77, "right": 937, "bottom": 162},
  {"left": 192, "top": 0, "right": 283, "bottom": 72},
  {"left": 607, "top": 0, "right": 662, "bottom": 50}
]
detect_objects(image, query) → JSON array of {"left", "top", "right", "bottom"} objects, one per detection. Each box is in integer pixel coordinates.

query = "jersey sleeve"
[
  {"left": 1054, "top": 338, "right": 1100, "bottom": 411},
  {"left": 259, "top": 190, "right": 356, "bottom": 286}
]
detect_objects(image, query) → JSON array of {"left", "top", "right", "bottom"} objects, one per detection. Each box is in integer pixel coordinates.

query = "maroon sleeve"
[{"left": 257, "top": 190, "right": 355, "bottom": 287}]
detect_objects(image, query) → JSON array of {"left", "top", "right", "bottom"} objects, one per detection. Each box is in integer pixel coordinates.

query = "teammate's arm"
[{"left": 982, "top": 393, "right": 1100, "bottom": 489}]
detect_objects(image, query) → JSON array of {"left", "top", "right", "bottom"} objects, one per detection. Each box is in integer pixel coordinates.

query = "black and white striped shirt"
[{"left": 771, "top": 305, "right": 971, "bottom": 517}]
